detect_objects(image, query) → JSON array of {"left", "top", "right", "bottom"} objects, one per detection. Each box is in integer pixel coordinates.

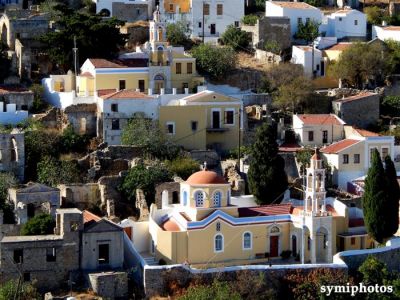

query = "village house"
[
  {"left": 0, "top": 209, "right": 125, "bottom": 290},
  {"left": 293, "top": 114, "right": 346, "bottom": 147},
  {"left": 372, "top": 25, "right": 400, "bottom": 42},
  {"left": 93, "top": 0, "right": 152, "bottom": 22},
  {"left": 122, "top": 152, "right": 369, "bottom": 266},
  {"left": 323, "top": 9, "right": 366, "bottom": 40},
  {"left": 332, "top": 92, "right": 380, "bottom": 128},
  {"left": 8, "top": 183, "right": 60, "bottom": 224},
  {"left": 291, "top": 46, "right": 324, "bottom": 78},
  {"left": 160, "top": 0, "right": 192, "bottom": 25},
  {"left": 265, "top": 1, "right": 323, "bottom": 39},
  {"left": 321, "top": 126, "right": 395, "bottom": 189},
  {"left": 0, "top": 129, "right": 24, "bottom": 181}
]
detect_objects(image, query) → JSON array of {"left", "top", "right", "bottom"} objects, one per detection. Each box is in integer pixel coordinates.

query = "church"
[{"left": 148, "top": 149, "right": 371, "bottom": 266}]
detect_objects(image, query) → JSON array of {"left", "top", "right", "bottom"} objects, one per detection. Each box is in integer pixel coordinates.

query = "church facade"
[{"left": 149, "top": 150, "right": 371, "bottom": 266}]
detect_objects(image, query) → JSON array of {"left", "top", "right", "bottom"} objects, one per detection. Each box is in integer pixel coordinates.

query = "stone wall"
[
  {"left": 58, "top": 183, "right": 100, "bottom": 210},
  {"left": 112, "top": 3, "right": 148, "bottom": 22},
  {"left": 144, "top": 263, "right": 347, "bottom": 298},
  {"left": 88, "top": 271, "right": 128, "bottom": 299},
  {"left": 0, "top": 88, "right": 34, "bottom": 110},
  {"left": 0, "top": 131, "right": 25, "bottom": 181},
  {"left": 155, "top": 182, "right": 181, "bottom": 208},
  {"left": 64, "top": 104, "right": 97, "bottom": 136},
  {"left": 120, "top": 22, "right": 149, "bottom": 49}
]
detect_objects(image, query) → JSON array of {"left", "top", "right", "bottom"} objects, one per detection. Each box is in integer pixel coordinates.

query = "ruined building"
[{"left": 0, "top": 129, "right": 25, "bottom": 181}]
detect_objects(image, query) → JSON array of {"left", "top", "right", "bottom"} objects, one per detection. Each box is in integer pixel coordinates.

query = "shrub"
[
  {"left": 60, "top": 125, "right": 90, "bottom": 154},
  {"left": 165, "top": 157, "right": 200, "bottom": 180},
  {"left": 21, "top": 214, "right": 56, "bottom": 236},
  {"left": 37, "top": 156, "right": 81, "bottom": 187},
  {"left": 221, "top": 25, "right": 251, "bottom": 51},
  {"left": 0, "top": 279, "right": 40, "bottom": 300},
  {"left": 241, "top": 15, "right": 258, "bottom": 26},
  {"left": 179, "top": 280, "right": 241, "bottom": 300}
]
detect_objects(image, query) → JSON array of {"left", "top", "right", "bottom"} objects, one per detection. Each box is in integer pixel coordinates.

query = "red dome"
[{"left": 186, "top": 170, "right": 227, "bottom": 185}]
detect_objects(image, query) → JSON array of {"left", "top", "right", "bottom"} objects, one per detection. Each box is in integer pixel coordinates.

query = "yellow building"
[
  {"left": 163, "top": 0, "right": 190, "bottom": 13},
  {"left": 159, "top": 90, "right": 242, "bottom": 152},
  {"left": 149, "top": 151, "right": 371, "bottom": 266}
]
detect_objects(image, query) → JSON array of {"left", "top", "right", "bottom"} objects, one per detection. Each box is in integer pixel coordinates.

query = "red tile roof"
[
  {"left": 272, "top": 1, "right": 317, "bottom": 9},
  {"left": 101, "top": 89, "right": 153, "bottom": 100},
  {"left": 97, "top": 89, "right": 117, "bottom": 97},
  {"left": 325, "top": 42, "right": 353, "bottom": 51},
  {"left": 88, "top": 58, "right": 126, "bottom": 68},
  {"left": 383, "top": 26, "right": 400, "bottom": 31},
  {"left": 0, "top": 86, "right": 30, "bottom": 94},
  {"left": 354, "top": 128, "right": 380, "bottom": 137},
  {"left": 238, "top": 204, "right": 293, "bottom": 217},
  {"left": 297, "top": 114, "right": 344, "bottom": 125},
  {"left": 83, "top": 210, "right": 102, "bottom": 224},
  {"left": 333, "top": 92, "right": 377, "bottom": 103},
  {"left": 292, "top": 204, "right": 338, "bottom": 216},
  {"left": 320, "top": 139, "right": 360, "bottom": 154},
  {"left": 162, "top": 218, "right": 181, "bottom": 231},
  {"left": 279, "top": 142, "right": 302, "bottom": 152},
  {"left": 186, "top": 170, "right": 227, "bottom": 185},
  {"left": 80, "top": 72, "right": 94, "bottom": 77}
]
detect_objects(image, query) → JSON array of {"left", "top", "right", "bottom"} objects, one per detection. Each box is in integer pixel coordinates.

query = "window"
[
  {"left": 308, "top": 131, "right": 314, "bottom": 142},
  {"left": 306, "top": 17, "right": 310, "bottom": 23},
  {"left": 183, "top": 191, "right": 188, "bottom": 206},
  {"left": 46, "top": 247, "right": 56, "bottom": 262},
  {"left": 339, "top": 17, "right": 342, "bottom": 21},
  {"left": 351, "top": 237, "right": 356, "bottom": 245},
  {"left": 354, "top": 20, "right": 358, "bottom": 25},
  {"left": 216, "top": 222, "right": 221, "bottom": 231},
  {"left": 213, "top": 191, "right": 221, "bottom": 207},
  {"left": 176, "top": 62, "right": 182, "bottom": 74},
  {"left": 198, "top": 22, "right": 202, "bottom": 28},
  {"left": 382, "top": 147, "right": 389, "bottom": 159},
  {"left": 343, "top": 154, "right": 349, "bottom": 164},
  {"left": 166, "top": 122, "right": 175, "bottom": 135},
  {"left": 243, "top": 232, "right": 252, "bottom": 249},
  {"left": 316, "top": 64, "right": 320, "bottom": 71},
  {"left": 23, "top": 272, "right": 30, "bottom": 282},
  {"left": 297, "top": 17, "right": 302, "bottom": 25},
  {"left": 354, "top": 154, "right": 360, "bottom": 164},
  {"left": 203, "top": 3, "right": 209, "bottom": 15},
  {"left": 111, "top": 119, "right": 120, "bottom": 130},
  {"left": 138, "top": 80, "right": 145, "bottom": 92},
  {"left": 136, "top": 8, "right": 141, "bottom": 15},
  {"left": 215, "top": 234, "right": 223, "bottom": 252},
  {"left": 195, "top": 191, "right": 204, "bottom": 207},
  {"left": 111, "top": 103, "right": 118, "bottom": 112},
  {"left": 234, "top": 21, "right": 239, "bottom": 27},
  {"left": 270, "top": 226, "right": 280, "bottom": 234},
  {"left": 217, "top": 3, "right": 223, "bottom": 15},
  {"left": 119, "top": 80, "right": 126, "bottom": 90},
  {"left": 98, "top": 244, "right": 110, "bottom": 265},
  {"left": 307, "top": 236, "right": 311, "bottom": 251},
  {"left": 169, "top": 3, "right": 173, "bottom": 11},
  {"left": 13, "top": 249, "right": 23, "bottom": 264},
  {"left": 191, "top": 121, "right": 198, "bottom": 131},
  {"left": 224, "top": 110, "right": 234, "bottom": 125},
  {"left": 187, "top": 62, "right": 193, "bottom": 74},
  {"left": 322, "top": 130, "right": 328, "bottom": 143}
]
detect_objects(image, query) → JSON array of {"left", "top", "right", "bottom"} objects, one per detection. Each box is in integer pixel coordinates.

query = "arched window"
[
  {"left": 194, "top": 191, "right": 204, "bottom": 207},
  {"left": 182, "top": 191, "right": 188, "bottom": 206},
  {"left": 243, "top": 232, "right": 252, "bottom": 249},
  {"left": 10, "top": 138, "right": 17, "bottom": 162},
  {"left": 213, "top": 191, "right": 221, "bottom": 207},
  {"left": 214, "top": 234, "right": 223, "bottom": 252}
]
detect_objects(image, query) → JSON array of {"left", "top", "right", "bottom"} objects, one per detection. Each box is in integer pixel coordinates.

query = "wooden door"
[{"left": 270, "top": 236, "right": 279, "bottom": 257}]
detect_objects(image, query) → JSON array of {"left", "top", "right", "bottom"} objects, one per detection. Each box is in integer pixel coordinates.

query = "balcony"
[{"left": 206, "top": 127, "right": 229, "bottom": 133}]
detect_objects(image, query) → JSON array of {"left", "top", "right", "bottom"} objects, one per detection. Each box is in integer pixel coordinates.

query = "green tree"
[
  {"left": 121, "top": 115, "right": 180, "bottom": 160},
  {"left": 264, "top": 40, "right": 281, "bottom": 54},
  {"left": 29, "top": 84, "right": 48, "bottom": 113},
  {"left": 60, "top": 125, "right": 90, "bottom": 153},
  {"left": 241, "top": 15, "right": 259, "bottom": 26},
  {"left": 191, "top": 44, "right": 236, "bottom": 79},
  {"left": 362, "top": 149, "right": 391, "bottom": 243},
  {"left": 386, "top": 40, "right": 400, "bottom": 74},
  {"left": 248, "top": 122, "right": 288, "bottom": 204},
  {"left": 330, "top": 42, "right": 388, "bottom": 89},
  {"left": 0, "top": 42, "right": 11, "bottom": 83},
  {"left": 166, "top": 21, "right": 192, "bottom": 48},
  {"left": 384, "top": 155, "right": 400, "bottom": 237},
  {"left": 359, "top": 256, "right": 390, "bottom": 286},
  {"left": 119, "top": 163, "right": 171, "bottom": 205},
  {"left": 37, "top": 156, "right": 81, "bottom": 187},
  {"left": 165, "top": 157, "right": 200, "bottom": 180},
  {"left": 20, "top": 213, "right": 56, "bottom": 235},
  {"left": 39, "top": 8, "right": 127, "bottom": 71},
  {"left": 294, "top": 20, "right": 320, "bottom": 42},
  {"left": 221, "top": 25, "right": 251, "bottom": 51},
  {"left": 364, "top": 6, "right": 385, "bottom": 25},
  {"left": 0, "top": 280, "right": 40, "bottom": 300},
  {"left": 381, "top": 95, "right": 400, "bottom": 117},
  {"left": 0, "top": 173, "right": 16, "bottom": 224}
]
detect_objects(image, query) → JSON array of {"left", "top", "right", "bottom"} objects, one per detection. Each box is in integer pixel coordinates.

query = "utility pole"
[
  {"left": 238, "top": 107, "right": 242, "bottom": 172},
  {"left": 202, "top": 1, "right": 205, "bottom": 43},
  {"left": 73, "top": 36, "right": 78, "bottom": 92}
]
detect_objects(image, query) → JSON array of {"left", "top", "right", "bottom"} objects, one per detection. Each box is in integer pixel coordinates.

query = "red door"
[{"left": 270, "top": 236, "right": 279, "bottom": 257}]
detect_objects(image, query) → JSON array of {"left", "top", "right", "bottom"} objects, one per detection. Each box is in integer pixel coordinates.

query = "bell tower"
[
  {"left": 305, "top": 148, "right": 327, "bottom": 214},
  {"left": 149, "top": 6, "right": 168, "bottom": 49}
]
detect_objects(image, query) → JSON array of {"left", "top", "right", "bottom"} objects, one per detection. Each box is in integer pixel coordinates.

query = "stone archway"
[
  {"left": 316, "top": 227, "right": 329, "bottom": 263},
  {"left": 154, "top": 74, "right": 165, "bottom": 94}
]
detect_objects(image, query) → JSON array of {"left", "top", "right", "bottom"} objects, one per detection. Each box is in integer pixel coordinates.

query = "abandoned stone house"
[
  {"left": 0, "top": 86, "right": 34, "bottom": 111},
  {"left": 0, "top": 208, "right": 125, "bottom": 290},
  {"left": 7, "top": 183, "right": 60, "bottom": 224},
  {"left": 0, "top": 129, "right": 25, "bottom": 181},
  {"left": 64, "top": 104, "right": 97, "bottom": 136},
  {"left": 0, "top": 9, "right": 51, "bottom": 78}
]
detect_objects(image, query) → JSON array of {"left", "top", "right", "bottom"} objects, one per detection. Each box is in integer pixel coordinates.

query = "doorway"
[
  {"left": 212, "top": 111, "right": 220, "bottom": 129},
  {"left": 210, "top": 24, "right": 216, "bottom": 35},
  {"left": 270, "top": 236, "right": 279, "bottom": 257}
]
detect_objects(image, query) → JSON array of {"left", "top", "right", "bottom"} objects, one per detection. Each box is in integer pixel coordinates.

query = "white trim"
[
  {"left": 214, "top": 233, "right": 224, "bottom": 253},
  {"left": 223, "top": 108, "right": 235, "bottom": 126},
  {"left": 242, "top": 231, "right": 252, "bottom": 250},
  {"left": 212, "top": 189, "right": 223, "bottom": 207},
  {"left": 193, "top": 189, "right": 206, "bottom": 207},
  {"left": 210, "top": 108, "right": 221, "bottom": 128}
]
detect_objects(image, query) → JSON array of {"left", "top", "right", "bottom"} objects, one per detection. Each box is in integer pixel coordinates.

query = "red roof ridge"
[
  {"left": 101, "top": 89, "right": 153, "bottom": 100},
  {"left": 320, "top": 139, "right": 360, "bottom": 154},
  {"left": 83, "top": 210, "right": 102, "bottom": 223}
]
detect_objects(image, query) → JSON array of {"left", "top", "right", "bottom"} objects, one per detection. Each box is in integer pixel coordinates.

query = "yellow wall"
[
  {"left": 163, "top": 0, "right": 190, "bottom": 13},
  {"left": 171, "top": 59, "right": 199, "bottom": 91},
  {"left": 324, "top": 50, "right": 343, "bottom": 62},
  {"left": 156, "top": 227, "right": 188, "bottom": 264},
  {"left": 77, "top": 77, "right": 95, "bottom": 96},
  {"left": 95, "top": 73, "right": 148, "bottom": 92}
]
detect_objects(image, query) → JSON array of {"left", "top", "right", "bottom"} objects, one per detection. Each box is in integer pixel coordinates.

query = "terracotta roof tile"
[
  {"left": 279, "top": 142, "right": 302, "bottom": 152},
  {"left": 186, "top": 170, "right": 227, "bottom": 185},
  {"left": 238, "top": 204, "right": 293, "bottom": 217},
  {"left": 383, "top": 26, "right": 400, "bottom": 31},
  {"left": 101, "top": 89, "right": 153, "bottom": 100},
  {"left": 297, "top": 114, "right": 344, "bottom": 125},
  {"left": 88, "top": 58, "right": 126, "bottom": 68},
  {"left": 325, "top": 42, "right": 353, "bottom": 51},
  {"left": 354, "top": 128, "right": 380, "bottom": 137},
  {"left": 80, "top": 72, "right": 94, "bottom": 77},
  {"left": 97, "top": 89, "right": 117, "bottom": 97},
  {"left": 162, "top": 218, "right": 181, "bottom": 231},
  {"left": 271, "top": 1, "right": 317, "bottom": 9},
  {"left": 333, "top": 92, "right": 377, "bottom": 103},
  {"left": 0, "top": 85, "right": 31, "bottom": 94},
  {"left": 320, "top": 139, "right": 360, "bottom": 154},
  {"left": 83, "top": 210, "right": 102, "bottom": 224}
]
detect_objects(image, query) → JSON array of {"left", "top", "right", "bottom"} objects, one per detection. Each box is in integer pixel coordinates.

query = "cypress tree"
[
  {"left": 362, "top": 149, "right": 391, "bottom": 243},
  {"left": 248, "top": 122, "right": 288, "bottom": 205},
  {"left": 384, "top": 155, "right": 400, "bottom": 236}
]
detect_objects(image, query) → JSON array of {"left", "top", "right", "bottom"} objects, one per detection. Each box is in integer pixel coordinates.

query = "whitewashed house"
[
  {"left": 372, "top": 25, "right": 400, "bottom": 42},
  {"left": 323, "top": 9, "right": 366, "bottom": 40},
  {"left": 291, "top": 45, "right": 324, "bottom": 78},
  {"left": 190, "top": 0, "right": 245, "bottom": 40},
  {"left": 265, "top": 1, "right": 323, "bottom": 38}
]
